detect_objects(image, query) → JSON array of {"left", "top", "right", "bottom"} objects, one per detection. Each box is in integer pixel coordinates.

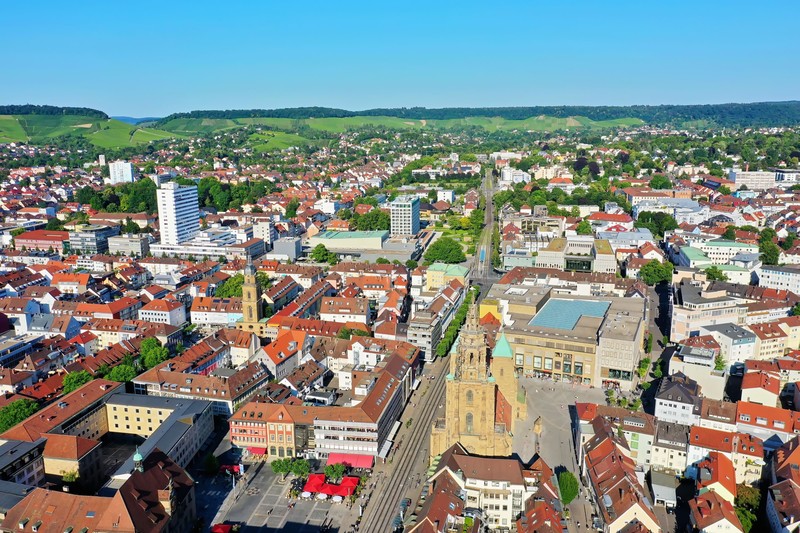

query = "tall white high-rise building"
[
  {"left": 108, "top": 160, "right": 136, "bottom": 185},
  {"left": 390, "top": 196, "right": 420, "bottom": 236},
  {"left": 157, "top": 182, "right": 199, "bottom": 245}
]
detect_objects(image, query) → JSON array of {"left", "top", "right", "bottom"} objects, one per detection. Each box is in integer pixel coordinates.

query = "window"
[
  {"left": 466, "top": 390, "right": 473, "bottom": 405},
  {"left": 533, "top": 356, "right": 542, "bottom": 369},
  {"left": 544, "top": 358, "right": 553, "bottom": 371},
  {"left": 574, "top": 362, "right": 583, "bottom": 375},
  {"left": 465, "top": 412, "right": 474, "bottom": 434},
  {"left": 563, "top": 362, "right": 572, "bottom": 374}
]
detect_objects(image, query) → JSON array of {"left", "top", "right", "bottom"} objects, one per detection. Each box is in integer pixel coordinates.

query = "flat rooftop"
[
  {"left": 529, "top": 298, "right": 610, "bottom": 330},
  {"left": 314, "top": 230, "right": 389, "bottom": 239}
]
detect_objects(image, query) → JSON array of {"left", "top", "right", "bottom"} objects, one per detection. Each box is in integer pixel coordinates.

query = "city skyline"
[{"left": 2, "top": 0, "right": 798, "bottom": 116}]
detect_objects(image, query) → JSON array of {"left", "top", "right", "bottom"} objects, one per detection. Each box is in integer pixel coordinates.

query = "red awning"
[
  {"left": 326, "top": 453, "right": 374, "bottom": 469},
  {"left": 248, "top": 447, "right": 267, "bottom": 455},
  {"left": 211, "top": 526, "right": 233, "bottom": 533}
]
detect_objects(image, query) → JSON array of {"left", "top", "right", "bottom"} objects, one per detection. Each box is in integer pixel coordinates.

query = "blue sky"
[{"left": 2, "top": 0, "right": 797, "bottom": 116}]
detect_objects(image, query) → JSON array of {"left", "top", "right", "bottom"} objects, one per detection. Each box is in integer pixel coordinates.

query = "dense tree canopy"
[
  {"left": 649, "top": 175, "right": 672, "bottom": 189},
  {"left": 140, "top": 338, "right": 169, "bottom": 369},
  {"left": 0, "top": 400, "right": 39, "bottom": 433},
  {"left": 62, "top": 371, "right": 93, "bottom": 394},
  {"left": 640, "top": 260, "right": 674, "bottom": 285},
  {"left": 107, "top": 364, "right": 137, "bottom": 382},
  {"left": 310, "top": 244, "right": 338, "bottom": 265},
  {"left": 424, "top": 237, "right": 466, "bottom": 264},
  {"left": 634, "top": 212, "right": 678, "bottom": 238},
  {"left": 576, "top": 220, "right": 593, "bottom": 235},
  {"left": 558, "top": 471, "right": 579, "bottom": 505},
  {"left": 352, "top": 208, "right": 390, "bottom": 231}
]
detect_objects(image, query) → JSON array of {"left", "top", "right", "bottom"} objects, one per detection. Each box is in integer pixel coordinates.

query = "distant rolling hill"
[
  {"left": 0, "top": 114, "right": 180, "bottom": 148},
  {"left": 156, "top": 114, "right": 645, "bottom": 135},
  {"left": 156, "top": 101, "right": 800, "bottom": 130},
  {"left": 5, "top": 101, "right": 800, "bottom": 148}
]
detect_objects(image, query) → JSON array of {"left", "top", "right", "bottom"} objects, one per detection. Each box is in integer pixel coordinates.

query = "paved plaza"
[
  {"left": 225, "top": 468, "right": 351, "bottom": 532},
  {"left": 514, "top": 376, "right": 607, "bottom": 532}
]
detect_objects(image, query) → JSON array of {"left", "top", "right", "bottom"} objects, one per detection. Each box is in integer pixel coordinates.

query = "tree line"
[{"left": 0, "top": 104, "right": 108, "bottom": 118}]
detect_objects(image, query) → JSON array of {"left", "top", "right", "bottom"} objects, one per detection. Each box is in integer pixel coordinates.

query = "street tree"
[
  {"left": 324, "top": 463, "right": 346, "bottom": 483},
  {"left": 558, "top": 471, "right": 579, "bottom": 505},
  {"left": 640, "top": 260, "right": 673, "bottom": 285}
]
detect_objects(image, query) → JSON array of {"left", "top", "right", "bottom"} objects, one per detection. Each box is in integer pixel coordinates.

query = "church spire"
[
  {"left": 464, "top": 300, "right": 480, "bottom": 332},
  {"left": 245, "top": 254, "right": 255, "bottom": 276}
]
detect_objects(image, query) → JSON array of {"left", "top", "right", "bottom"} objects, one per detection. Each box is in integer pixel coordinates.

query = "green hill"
[
  {"left": 156, "top": 101, "right": 800, "bottom": 129},
  {"left": 157, "top": 114, "right": 642, "bottom": 135},
  {"left": 0, "top": 114, "right": 180, "bottom": 147}
]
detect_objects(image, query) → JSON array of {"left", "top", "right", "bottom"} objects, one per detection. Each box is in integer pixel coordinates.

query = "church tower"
[
  {"left": 237, "top": 258, "right": 267, "bottom": 336},
  {"left": 430, "top": 301, "right": 512, "bottom": 459},
  {"left": 451, "top": 303, "right": 488, "bottom": 381}
]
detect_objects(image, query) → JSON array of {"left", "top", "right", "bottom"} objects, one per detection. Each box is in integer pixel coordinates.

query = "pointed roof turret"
[
  {"left": 133, "top": 446, "right": 144, "bottom": 472},
  {"left": 492, "top": 332, "right": 513, "bottom": 359},
  {"left": 244, "top": 254, "right": 255, "bottom": 276}
]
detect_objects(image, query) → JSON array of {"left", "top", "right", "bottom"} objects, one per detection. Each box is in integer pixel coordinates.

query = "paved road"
[
  {"left": 472, "top": 169, "right": 501, "bottom": 297},
  {"left": 357, "top": 356, "right": 449, "bottom": 532}
]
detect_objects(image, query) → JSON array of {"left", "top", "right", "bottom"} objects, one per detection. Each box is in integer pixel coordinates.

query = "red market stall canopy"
[
  {"left": 302, "top": 474, "right": 360, "bottom": 497},
  {"left": 210, "top": 525, "right": 233, "bottom": 533},
  {"left": 326, "top": 453, "right": 374, "bottom": 469},
  {"left": 247, "top": 447, "right": 267, "bottom": 455}
]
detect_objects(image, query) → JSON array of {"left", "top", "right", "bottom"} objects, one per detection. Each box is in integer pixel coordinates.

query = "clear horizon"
[{"left": 3, "top": 0, "right": 797, "bottom": 117}]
